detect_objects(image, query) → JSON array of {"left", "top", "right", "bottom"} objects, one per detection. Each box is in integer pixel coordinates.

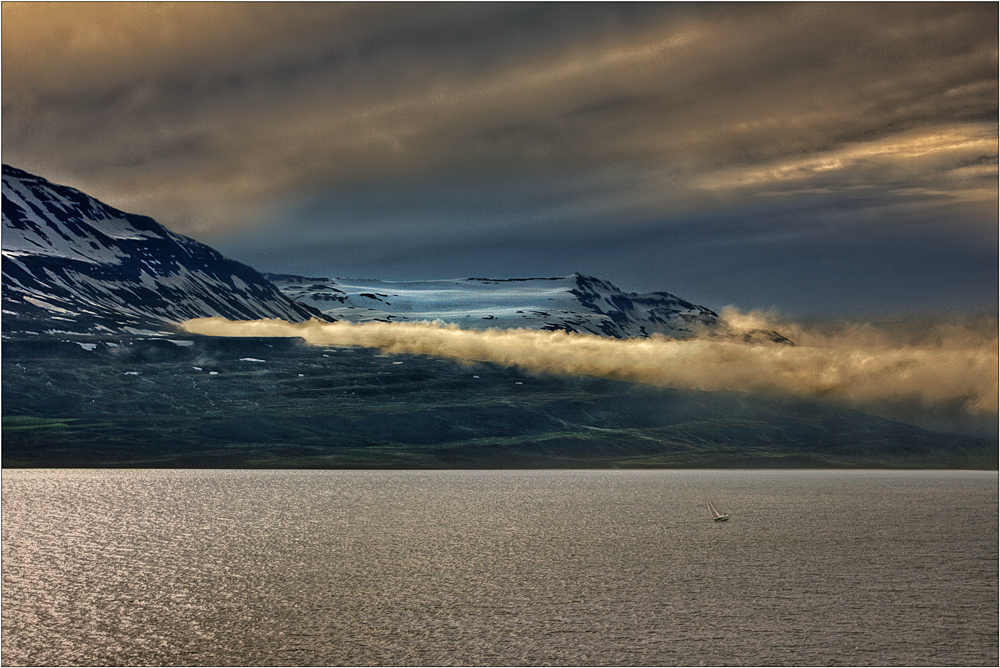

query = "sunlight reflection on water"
[{"left": 2, "top": 469, "right": 997, "bottom": 666}]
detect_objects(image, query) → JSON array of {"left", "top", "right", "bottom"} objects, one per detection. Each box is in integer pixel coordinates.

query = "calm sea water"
[{"left": 2, "top": 469, "right": 997, "bottom": 666}]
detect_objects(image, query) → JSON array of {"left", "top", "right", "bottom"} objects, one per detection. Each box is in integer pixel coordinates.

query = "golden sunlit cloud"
[
  {"left": 692, "top": 124, "right": 998, "bottom": 203},
  {"left": 182, "top": 312, "right": 998, "bottom": 417}
]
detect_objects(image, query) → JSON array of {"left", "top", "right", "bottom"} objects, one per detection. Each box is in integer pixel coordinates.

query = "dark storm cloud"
[{"left": 5, "top": 3, "right": 699, "bottom": 229}]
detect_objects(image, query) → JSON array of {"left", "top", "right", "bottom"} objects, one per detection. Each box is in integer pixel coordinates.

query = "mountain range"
[{"left": 2, "top": 164, "right": 774, "bottom": 342}]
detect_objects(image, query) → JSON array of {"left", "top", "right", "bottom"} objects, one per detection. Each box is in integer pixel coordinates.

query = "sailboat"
[{"left": 707, "top": 498, "right": 729, "bottom": 522}]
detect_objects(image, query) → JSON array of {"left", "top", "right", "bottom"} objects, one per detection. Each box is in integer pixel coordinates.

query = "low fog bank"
[{"left": 182, "top": 311, "right": 998, "bottom": 434}]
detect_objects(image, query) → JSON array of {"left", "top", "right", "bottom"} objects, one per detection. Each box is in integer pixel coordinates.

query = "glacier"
[{"left": 267, "top": 273, "right": 721, "bottom": 340}]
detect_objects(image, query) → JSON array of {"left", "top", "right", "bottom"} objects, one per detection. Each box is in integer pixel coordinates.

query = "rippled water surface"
[{"left": 2, "top": 470, "right": 997, "bottom": 666}]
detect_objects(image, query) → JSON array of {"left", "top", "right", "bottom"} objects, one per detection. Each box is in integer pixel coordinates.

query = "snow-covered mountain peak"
[
  {"left": 2, "top": 165, "right": 787, "bottom": 344},
  {"left": 2, "top": 165, "right": 166, "bottom": 264},
  {"left": 2, "top": 165, "right": 324, "bottom": 338}
]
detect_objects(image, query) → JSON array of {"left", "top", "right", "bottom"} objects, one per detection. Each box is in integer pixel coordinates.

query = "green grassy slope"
[{"left": 3, "top": 338, "right": 995, "bottom": 468}]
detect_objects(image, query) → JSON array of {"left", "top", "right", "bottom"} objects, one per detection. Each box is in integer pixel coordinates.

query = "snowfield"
[{"left": 268, "top": 273, "right": 720, "bottom": 340}]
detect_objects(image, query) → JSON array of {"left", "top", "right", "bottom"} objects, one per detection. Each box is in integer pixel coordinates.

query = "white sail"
[
  {"left": 707, "top": 499, "right": 720, "bottom": 517},
  {"left": 706, "top": 498, "right": 728, "bottom": 521}
]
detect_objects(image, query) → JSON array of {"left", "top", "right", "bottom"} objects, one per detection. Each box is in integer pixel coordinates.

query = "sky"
[{"left": 3, "top": 2, "right": 997, "bottom": 318}]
